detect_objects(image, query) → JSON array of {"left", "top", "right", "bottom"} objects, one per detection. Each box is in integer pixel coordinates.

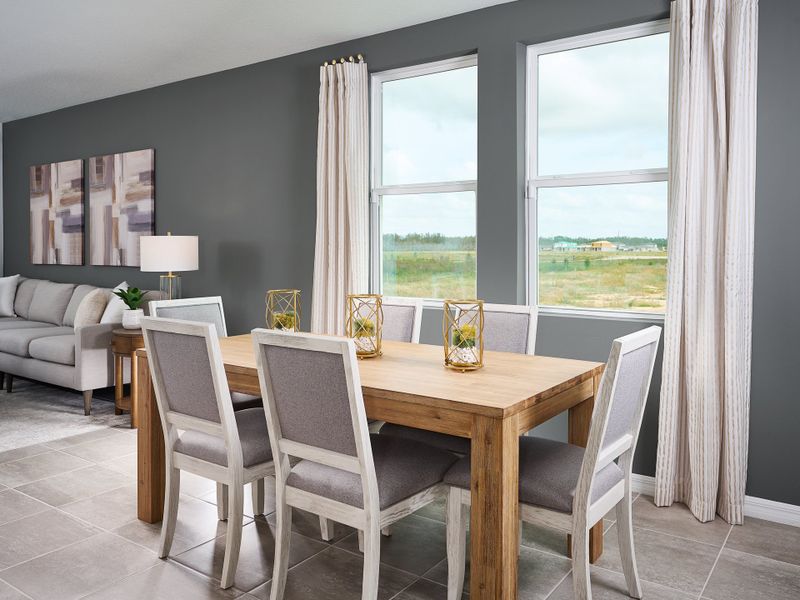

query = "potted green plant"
[{"left": 114, "top": 287, "right": 145, "bottom": 329}]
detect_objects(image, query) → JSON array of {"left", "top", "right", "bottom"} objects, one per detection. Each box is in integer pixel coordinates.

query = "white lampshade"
[{"left": 140, "top": 235, "right": 199, "bottom": 272}]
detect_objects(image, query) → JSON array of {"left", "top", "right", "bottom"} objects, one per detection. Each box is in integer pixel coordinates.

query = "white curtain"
[
  {"left": 311, "top": 60, "right": 369, "bottom": 335},
  {"left": 655, "top": 0, "right": 758, "bottom": 525}
]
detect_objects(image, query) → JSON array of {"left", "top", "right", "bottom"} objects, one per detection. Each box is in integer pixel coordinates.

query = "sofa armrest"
[{"left": 74, "top": 323, "right": 117, "bottom": 391}]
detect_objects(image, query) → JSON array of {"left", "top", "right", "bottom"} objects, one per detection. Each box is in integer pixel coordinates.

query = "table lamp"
[{"left": 140, "top": 232, "right": 199, "bottom": 299}]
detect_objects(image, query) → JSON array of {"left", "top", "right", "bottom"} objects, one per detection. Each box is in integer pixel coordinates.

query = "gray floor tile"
[
  {"left": 265, "top": 507, "right": 353, "bottom": 543},
  {"left": 248, "top": 545, "right": 416, "bottom": 600},
  {"left": 702, "top": 548, "right": 800, "bottom": 600},
  {"left": 42, "top": 428, "right": 121, "bottom": 450},
  {"left": 174, "top": 519, "right": 327, "bottom": 592},
  {"left": 0, "top": 579, "right": 30, "bottom": 600},
  {"left": 0, "top": 508, "right": 99, "bottom": 569},
  {"left": 0, "top": 445, "right": 50, "bottom": 465},
  {"left": 594, "top": 524, "right": 719, "bottom": 595},
  {"left": 632, "top": 495, "right": 731, "bottom": 546},
  {"left": 414, "top": 497, "right": 446, "bottom": 523},
  {"left": 113, "top": 518, "right": 206, "bottom": 556},
  {"left": 15, "top": 465, "right": 129, "bottom": 507},
  {"left": 725, "top": 516, "right": 800, "bottom": 567},
  {"left": 180, "top": 471, "right": 219, "bottom": 499},
  {"left": 393, "top": 578, "right": 468, "bottom": 600},
  {"left": 199, "top": 482, "right": 273, "bottom": 520},
  {"left": 59, "top": 433, "right": 137, "bottom": 462},
  {"left": 0, "top": 489, "right": 49, "bottom": 526},
  {"left": 97, "top": 452, "right": 138, "bottom": 479},
  {"left": 548, "top": 566, "right": 696, "bottom": 599},
  {"left": 520, "top": 520, "right": 571, "bottom": 557},
  {"left": 61, "top": 484, "right": 139, "bottom": 529},
  {"left": 0, "top": 532, "right": 159, "bottom": 600},
  {"left": 80, "top": 561, "right": 243, "bottom": 600},
  {"left": 335, "top": 514, "right": 446, "bottom": 576},
  {"left": 0, "top": 451, "right": 91, "bottom": 487}
]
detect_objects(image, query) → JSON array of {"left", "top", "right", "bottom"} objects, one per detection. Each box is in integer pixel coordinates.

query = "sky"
[{"left": 379, "top": 32, "right": 669, "bottom": 240}]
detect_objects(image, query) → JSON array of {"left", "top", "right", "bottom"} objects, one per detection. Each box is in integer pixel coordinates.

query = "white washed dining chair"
[
  {"left": 149, "top": 296, "right": 266, "bottom": 517},
  {"left": 140, "top": 317, "right": 275, "bottom": 589},
  {"left": 252, "top": 329, "right": 458, "bottom": 600},
  {"left": 380, "top": 303, "right": 538, "bottom": 455},
  {"left": 444, "top": 326, "right": 661, "bottom": 600}
]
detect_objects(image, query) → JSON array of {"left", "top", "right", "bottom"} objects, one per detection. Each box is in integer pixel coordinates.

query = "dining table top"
[{"left": 218, "top": 334, "right": 604, "bottom": 419}]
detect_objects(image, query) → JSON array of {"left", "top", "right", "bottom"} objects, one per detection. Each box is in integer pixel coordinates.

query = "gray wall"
[{"left": 2, "top": 0, "right": 796, "bottom": 505}]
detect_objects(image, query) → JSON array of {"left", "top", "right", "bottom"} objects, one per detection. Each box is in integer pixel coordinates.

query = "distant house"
[
  {"left": 590, "top": 240, "right": 617, "bottom": 252},
  {"left": 553, "top": 241, "right": 578, "bottom": 252},
  {"left": 633, "top": 243, "right": 660, "bottom": 252}
]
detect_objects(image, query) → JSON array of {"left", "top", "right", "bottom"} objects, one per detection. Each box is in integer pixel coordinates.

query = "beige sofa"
[{"left": 0, "top": 278, "right": 156, "bottom": 415}]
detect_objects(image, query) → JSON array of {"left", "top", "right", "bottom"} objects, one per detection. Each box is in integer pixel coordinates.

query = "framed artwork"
[
  {"left": 89, "top": 148, "right": 155, "bottom": 266},
  {"left": 29, "top": 159, "right": 84, "bottom": 265}
]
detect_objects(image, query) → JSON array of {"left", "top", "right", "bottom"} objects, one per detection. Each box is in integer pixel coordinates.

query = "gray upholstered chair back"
[
  {"left": 482, "top": 304, "right": 538, "bottom": 355},
  {"left": 149, "top": 297, "right": 228, "bottom": 337},
  {"left": 141, "top": 319, "right": 228, "bottom": 425},
  {"left": 381, "top": 299, "right": 422, "bottom": 343},
  {"left": 256, "top": 334, "right": 360, "bottom": 457}
]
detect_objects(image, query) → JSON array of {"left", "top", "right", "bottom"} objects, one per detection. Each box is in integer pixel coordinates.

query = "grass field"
[{"left": 382, "top": 248, "right": 666, "bottom": 311}]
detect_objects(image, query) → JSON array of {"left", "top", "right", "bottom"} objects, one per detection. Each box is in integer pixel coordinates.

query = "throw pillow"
[
  {"left": 100, "top": 281, "right": 129, "bottom": 324},
  {"left": 73, "top": 289, "right": 109, "bottom": 328},
  {"left": 0, "top": 274, "right": 20, "bottom": 317}
]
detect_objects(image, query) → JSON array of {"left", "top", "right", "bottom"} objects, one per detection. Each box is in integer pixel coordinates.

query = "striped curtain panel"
[
  {"left": 655, "top": 0, "right": 758, "bottom": 525},
  {"left": 311, "top": 60, "right": 369, "bottom": 335}
]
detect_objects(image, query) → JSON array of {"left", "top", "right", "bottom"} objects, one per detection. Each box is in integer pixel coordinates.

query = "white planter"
[{"left": 122, "top": 309, "right": 144, "bottom": 329}]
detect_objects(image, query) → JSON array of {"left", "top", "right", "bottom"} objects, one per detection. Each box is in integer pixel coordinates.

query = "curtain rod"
[{"left": 322, "top": 54, "right": 364, "bottom": 67}]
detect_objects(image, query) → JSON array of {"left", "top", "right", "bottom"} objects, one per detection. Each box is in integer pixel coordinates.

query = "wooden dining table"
[{"left": 136, "top": 335, "right": 604, "bottom": 600}]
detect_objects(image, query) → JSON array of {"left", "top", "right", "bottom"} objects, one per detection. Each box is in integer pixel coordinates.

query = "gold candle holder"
[
  {"left": 346, "top": 294, "right": 383, "bottom": 358},
  {"left": 443, "top": 299, "right": 484, "bottom": 371},
  {"left": 266, "top": 289, "right": 301, "bottom": 332}
]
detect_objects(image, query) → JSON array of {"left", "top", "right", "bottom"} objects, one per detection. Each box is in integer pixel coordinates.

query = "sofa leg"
[
  {"left": 83, "top": 390, "right": 93, "bottom": 416},
  {"left": 0, "top": 372, "right": 4, "bottom": 389},
  {"left": 5, "top": 375, "right": 12, "bottom": 393}
]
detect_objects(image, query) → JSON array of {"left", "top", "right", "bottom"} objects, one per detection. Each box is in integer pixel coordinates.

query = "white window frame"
[
  {"left": 370, "top": 55, "right": 478, "bottom": 306},
  {"left": 525, "top": 19, "right": 670, "bottom": 322}
]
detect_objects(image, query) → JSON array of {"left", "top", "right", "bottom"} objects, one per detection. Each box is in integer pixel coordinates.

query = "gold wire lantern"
[
  {"left": 443, "top": 299, "right": 484, "bottom": 371},
  {"left": 346, "top": 294, "right": 383, "bottom": 358},
  {"left": 266, "top": 289, "right": 301, "bottom": 332}
]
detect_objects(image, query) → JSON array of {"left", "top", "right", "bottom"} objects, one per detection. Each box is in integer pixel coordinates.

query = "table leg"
[
  {"left": 568, "top": 372, "right": 604, "bottom": 563},
  {"left": 114, "top": 354, "right": 124, "bottom": 415},
  {"left": 136, "top": 352, "right": 165, "bottom": 523},
  {"left": 130, "top": 352, "right": 139, "bottom": 429},
  {"left": 470, "top": 414, "right": 519, "bottom": 600}
]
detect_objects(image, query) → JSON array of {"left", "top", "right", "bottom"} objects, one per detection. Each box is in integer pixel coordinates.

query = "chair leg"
[
  {"left": 220, "top": 481, "right": 244, "bottom": 589},
  {"left": 217, "top": 483, "right": 228, "bottom": 521},
  {"left": 357, "top": 529, "right": 365, "bottom": 553},
  {"left": 252, "top": 479, "right": 265, "bottom": 516},
  {"left": 5, "top": 375, "right": 12, "bottom": 393},
  {"left": 361, "top": 522, "right": 381, "bottom": 600},
  {"left": 159, "top": 467, "right": 181, "bottom": 558},
  {"left": 83, "top": 390, "right": 93, "bottom": 416},
  {"left": 571, "top": 524, "right": 592, "bottom": 600},
  {"left": 319, "top": 517, "right": 335, "bottom": 542},
  {"left": 616, "top": 494, "right": 642, "bottom": 598},
  {"left": 446, "top": 487, "right": 467, "bottom": 600},
  {"left": 381, "top": 525, "right": 392, "bottom": 537},
  {"left": 270, "top": 488, "right": 292, "bottom": 600}
]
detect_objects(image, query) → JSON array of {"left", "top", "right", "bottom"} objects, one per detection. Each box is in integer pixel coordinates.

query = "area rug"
[{"left": 0, "top": 379, "right": 129, "bottom": 451}]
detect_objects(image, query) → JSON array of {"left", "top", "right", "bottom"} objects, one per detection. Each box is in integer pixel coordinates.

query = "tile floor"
[{"left": 1, "top": 411, "right": 799, "bottom": 599}]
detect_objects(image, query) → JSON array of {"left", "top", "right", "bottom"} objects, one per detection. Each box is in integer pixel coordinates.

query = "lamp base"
[{"left": 159, "top": 273, "right": 182, "bottom": 300}]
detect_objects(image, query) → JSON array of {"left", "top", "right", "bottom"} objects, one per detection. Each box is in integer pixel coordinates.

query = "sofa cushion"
[
  {"left": 100, "top": 282, "right": 128, "bottom": 324},
  {"left": 73, "top": 289, "right": 108, "bottom": 328},
  {"left": 0, "top": 275, "right": 20, "bottom": 317},
  {"left": 0, "top": 319, "right": 54, "bottom": 331},
  {"left": 0, "top": 326, "right": 73, "bottom": 357},
  {"left": 63, "top": 285, "right": 97, "bottom": 327},
  {"left": 28, "top": 282, "right": 76, "bottom": 325},
  {"left": 14, "top": 279, "right": 44, "bottom": 320},
  {"left": 29, "top": 335, "right": 76, "bottom": 366}
]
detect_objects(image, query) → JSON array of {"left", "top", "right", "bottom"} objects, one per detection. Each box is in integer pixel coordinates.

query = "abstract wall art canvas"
[
  {"left": 29, "top": 159, "right": 84, "bottom": 265},
  {"left": 89, "top": 149, "right": 155, "bottom": 266}
]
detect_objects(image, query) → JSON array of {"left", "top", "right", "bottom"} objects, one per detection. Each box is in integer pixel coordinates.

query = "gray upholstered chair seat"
[
  {"left": 444, "top": 436, "right": 623, "bottom": 513},
  {"left": 29, "top": 335, "right": 76, "bottom": 365},
  {"left": 286, "top": 434, "right": 458, "bottom": 510},
  {"left": 174, "top": 407, "right": 272, "bottom": 468},
  {"left": 231, "top": 392, "right": 262, "bottom": 411},
  {"left": 0, "top": 326, "right": 74, "bottom": 357},
  {"left": 379, "top": 423, "right": 470, "bottom": 455}
]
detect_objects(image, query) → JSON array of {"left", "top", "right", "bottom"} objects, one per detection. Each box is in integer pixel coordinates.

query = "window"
[
  {"left": 371, "top": 56, "right": 477, "bottom": 301},
  {"left": 527, "top": 22, "right": 670, "bottom": 317}
]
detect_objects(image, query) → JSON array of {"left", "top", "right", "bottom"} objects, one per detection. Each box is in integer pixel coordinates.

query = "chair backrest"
[
  {"left": 576, "top": 326, "right": 661, "bottom": 505},
  {"left": 252, "top": 329, "right": 379, "bottom": 511},
  {"left": 381, "top": 298, "right": 423, "bottom": 343},
  {"left": 148, "top": 296, "right": 228, "bottom": 337},
  {"left": 482, "top": 303, "right": 538, "bottom": 355},
  {"left": 141, "top": 317, "right": 241, "bottom": 465}
]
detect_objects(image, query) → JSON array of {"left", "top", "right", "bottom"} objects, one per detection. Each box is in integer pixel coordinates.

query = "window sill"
[{"left": 537, "top": 306, "right": 665, "bottom": 323}]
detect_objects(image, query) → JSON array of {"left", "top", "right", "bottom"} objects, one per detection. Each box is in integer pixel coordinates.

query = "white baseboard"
[{"left": 630, "top": 474, "right": 800, "bottom": 527}]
